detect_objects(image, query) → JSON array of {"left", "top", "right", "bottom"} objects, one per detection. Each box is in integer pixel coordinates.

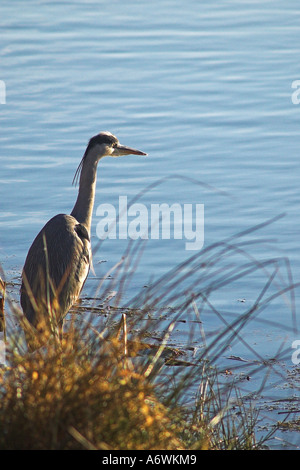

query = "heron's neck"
[{"left": 71, "top": 148, "right": 102, "bottom": 234}]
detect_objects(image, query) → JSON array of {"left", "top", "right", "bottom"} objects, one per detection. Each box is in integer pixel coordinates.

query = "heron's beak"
[{"left": 113, "top": 144, "right": 147, "bottom": 157}]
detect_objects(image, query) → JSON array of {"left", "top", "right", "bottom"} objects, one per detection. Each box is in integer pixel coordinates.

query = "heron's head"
[
  {"left": 73, "top": 131, "right": 147, "bottom": 185},
  {"left": 88, "top": 131, "right": 147, "bottom": 158}
]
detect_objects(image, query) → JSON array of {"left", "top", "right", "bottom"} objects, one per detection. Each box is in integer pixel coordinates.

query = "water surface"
[{"left": 1, "top": 0, "right": 300, "bottom": 448}]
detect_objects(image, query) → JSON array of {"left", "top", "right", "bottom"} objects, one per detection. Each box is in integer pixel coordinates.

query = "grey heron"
[{"left": 20, "top": 131, "right": 147, "bottom": 338}]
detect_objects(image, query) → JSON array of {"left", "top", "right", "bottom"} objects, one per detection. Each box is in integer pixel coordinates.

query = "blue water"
[{"left": 1, "top": 0, "right": 300, "bottom": 447}]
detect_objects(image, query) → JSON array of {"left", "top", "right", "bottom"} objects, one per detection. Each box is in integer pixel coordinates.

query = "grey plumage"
[
  {"left": 21, "top": 214, "right": 90, "bottom": 329},
  {"left": 20, "top": 131, "right": 146, "bottom": 336}
]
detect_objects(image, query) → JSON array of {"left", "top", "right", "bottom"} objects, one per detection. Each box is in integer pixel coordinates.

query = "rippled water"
[{"left": 1, "top": 1, "right": 300, "bottom": 447}]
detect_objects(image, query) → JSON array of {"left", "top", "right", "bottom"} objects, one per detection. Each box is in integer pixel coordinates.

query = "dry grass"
[
  {"left": 0, "top": 213, "right": 297, "bottom": 450},
  {"left": 0, "top": 278, "right": 6, "bottom": 338},
  {"left": 0, "top": 318, "right": 211, "bottom": 450}
]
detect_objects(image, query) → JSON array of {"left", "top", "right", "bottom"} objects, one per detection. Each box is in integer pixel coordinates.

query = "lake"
[{"left": 1, "top": 0, "right": 300, "bottom": 448}]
